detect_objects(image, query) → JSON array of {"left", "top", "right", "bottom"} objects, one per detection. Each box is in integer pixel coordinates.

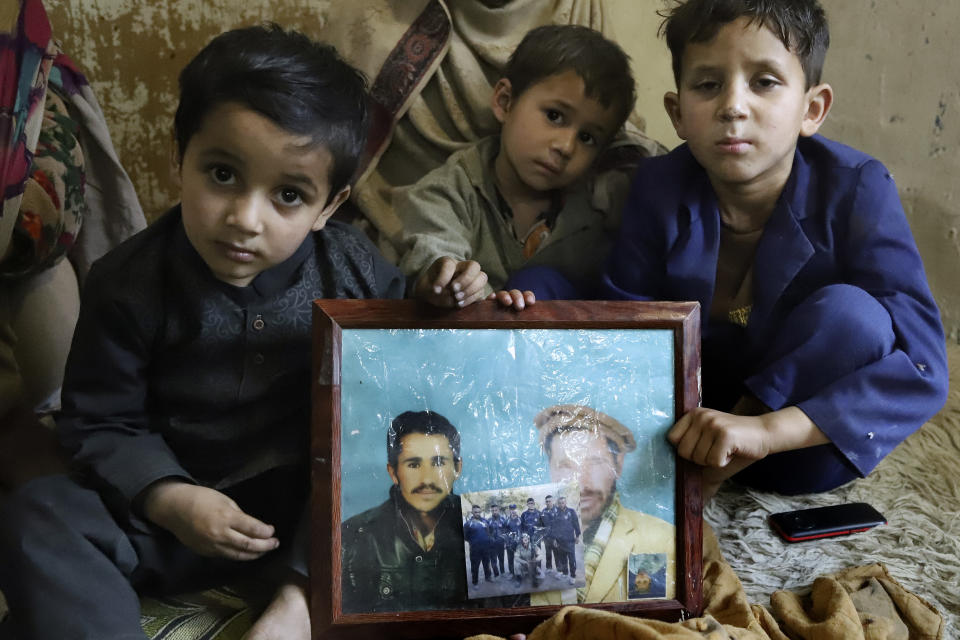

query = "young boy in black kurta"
[{"left": 0, "top": 25, "right": 403, "bottom": 640}]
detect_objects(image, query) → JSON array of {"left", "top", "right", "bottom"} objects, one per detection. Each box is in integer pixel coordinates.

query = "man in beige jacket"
[{"left": 531, "top": 404, "right": 675, "bottom": 605}]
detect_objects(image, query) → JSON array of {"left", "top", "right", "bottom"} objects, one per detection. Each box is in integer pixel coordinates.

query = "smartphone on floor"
[{"left": 769, "top": 502, "right": 886, "bottom": 543}]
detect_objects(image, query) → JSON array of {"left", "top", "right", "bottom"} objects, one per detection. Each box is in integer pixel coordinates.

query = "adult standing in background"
[{"left": 520, "top": 497, "right": 542, "bottom": 544}]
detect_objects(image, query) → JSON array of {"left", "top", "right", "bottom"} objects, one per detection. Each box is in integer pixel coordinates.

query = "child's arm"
[
  {"left": 667, "top": 406, "right": 828, "bottom": 469},
  {"left": 396, "top": 145, "right": 535, "bottom": 308},
  {"left": 57, "top": 257, "right": 197, "bottom": 525},
  {"left": 140, "top": 479, "right": 278, "bottom": 560},
  {"left": 396, "top": 167, "right": 490, "bottom": 292},
  {"left": 796, "top": 162, "right": 948, "bottom": 461},
  {"left": 761, "top": 161, "right": 947, "bottom": 478}
]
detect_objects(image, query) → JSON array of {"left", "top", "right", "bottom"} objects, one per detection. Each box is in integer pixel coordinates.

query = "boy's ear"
[
  {"left": 663, "top": 91, "right": 687, "bottom": 140},
  {"left": 800, "top": 83, "right": 833, "bottom": 137},
  {"left": 312, "top": 184, "right": 352, "bottom": 231},
  {"left": 491, "top": 78, "right": 513, "bottom": 124}
]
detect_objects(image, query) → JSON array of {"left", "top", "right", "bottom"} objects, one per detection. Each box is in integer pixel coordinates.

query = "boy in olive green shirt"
[{"left": 397, "top": 24, "right": 645, "bottom": 310}]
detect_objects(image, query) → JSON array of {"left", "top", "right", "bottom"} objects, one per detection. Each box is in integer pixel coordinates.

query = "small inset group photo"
[{"left": 460, "top": 482, "right": 585, "bottom": 599}]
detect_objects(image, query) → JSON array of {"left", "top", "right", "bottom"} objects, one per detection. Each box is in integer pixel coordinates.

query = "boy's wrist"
[
  {"left": 138, "top": 477, "right": 194, "bottom": 526},
  {"left": 760, "top": 406, "right": 828, "bottom": 454}
]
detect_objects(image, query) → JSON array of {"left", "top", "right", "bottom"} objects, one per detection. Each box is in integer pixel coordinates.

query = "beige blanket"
[{"left": 468, "top": 525, "right": 943, "bottom": 640}]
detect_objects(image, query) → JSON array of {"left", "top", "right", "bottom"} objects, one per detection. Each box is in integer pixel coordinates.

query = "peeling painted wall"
[
  {"left": 45, "top": 0, "right": 960, "bottom": 340},
  {"left": 44, "top": 0, "right": 336, "bottom": 220},
  {"left": 819, "top": 2, "right": 960, "bottom": 344}
]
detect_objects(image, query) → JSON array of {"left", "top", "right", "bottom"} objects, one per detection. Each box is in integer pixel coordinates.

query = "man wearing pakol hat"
[{"left": 529, "top": 404, "right": 675, "bottom": 605}]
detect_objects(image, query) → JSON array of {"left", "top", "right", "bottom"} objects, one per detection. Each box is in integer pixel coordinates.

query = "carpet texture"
[{"left": 706, "top": 342, "right": 960, "bottom": 636}]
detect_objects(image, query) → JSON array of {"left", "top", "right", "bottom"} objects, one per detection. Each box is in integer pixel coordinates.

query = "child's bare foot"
[{"left": 244, "top": 578, "right": 309, "bottom": 640}]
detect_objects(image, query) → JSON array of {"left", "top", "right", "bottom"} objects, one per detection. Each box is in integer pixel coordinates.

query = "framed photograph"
[{"left": 311, "top": 300, "right": 702, "bottom": 639}]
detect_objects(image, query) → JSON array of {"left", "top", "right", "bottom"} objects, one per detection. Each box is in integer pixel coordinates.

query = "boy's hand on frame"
[
  {"left": 667, "top": 405, "right": 827, "bottom": 469},
  {"left": 141, "top": 480, "right": 279, "bottom": 561},
  {"left": 668, "top": 408, "right": 772, "bottom": 468},
  {"left": 489, "top": 289, "right": 536, "bottom": 311},
  {"left": 415, "top": 257, "right": 489, "bottom": 308}
]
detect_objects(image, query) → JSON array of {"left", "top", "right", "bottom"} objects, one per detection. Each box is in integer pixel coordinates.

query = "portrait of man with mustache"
[
  {"left": 530, "top": 404, "right": 676, "bottom": 605},
  {"left": 340, "top": 410, "right": 468, "bottom": 613}
]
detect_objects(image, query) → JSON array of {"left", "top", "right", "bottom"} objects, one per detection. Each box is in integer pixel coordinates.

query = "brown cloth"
[{"left": 467, "top": 525, "right": 943, "bottom": 640}]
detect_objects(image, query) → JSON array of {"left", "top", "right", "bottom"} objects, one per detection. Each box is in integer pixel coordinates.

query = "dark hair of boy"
[
  {"left": 173, "top": 23, "right": 370, "bottom": 198},
  {"left": 502, "top": 24, "right": 637, "bottom": 134},
  {"left": 386, "top": 410, "right": 462, "bottom": 468},
  {"left": 659, "top": 0, "right": 829, "bottom": 89}
]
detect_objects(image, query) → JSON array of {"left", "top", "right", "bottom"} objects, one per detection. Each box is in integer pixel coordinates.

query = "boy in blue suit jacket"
[{"left": 603, "top": 0, "right": 948, "bottom": 497}]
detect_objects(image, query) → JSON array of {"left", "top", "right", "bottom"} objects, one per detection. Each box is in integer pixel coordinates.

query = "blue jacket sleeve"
[{"left": 779, "top": 161, "right": 948, "bottom": 475}]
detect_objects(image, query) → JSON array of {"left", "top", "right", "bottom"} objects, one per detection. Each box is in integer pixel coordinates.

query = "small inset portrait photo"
[
  {"left": 627, "top": 552, "right": 668, "bottom": 599},
  {"left": 460, "top": 482, "right": 585, "bottom": 600}
]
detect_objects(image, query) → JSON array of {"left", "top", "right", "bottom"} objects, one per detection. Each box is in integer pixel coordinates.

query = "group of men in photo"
[
  {"left": 464, "top": 494, "right": 582, "bottom": 588},
  {"left": 519, "top": 495, "right": 582, "bottom": 585}
]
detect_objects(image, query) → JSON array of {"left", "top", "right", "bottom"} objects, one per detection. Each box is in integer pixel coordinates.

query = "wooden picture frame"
[{"left": 311, "top": 300, "right": 702, "bottom": 639}]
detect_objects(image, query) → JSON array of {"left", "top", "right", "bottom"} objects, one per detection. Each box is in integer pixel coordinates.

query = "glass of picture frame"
[{"left": 311, "top": 300, "right": 702, "bottom": 639}]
